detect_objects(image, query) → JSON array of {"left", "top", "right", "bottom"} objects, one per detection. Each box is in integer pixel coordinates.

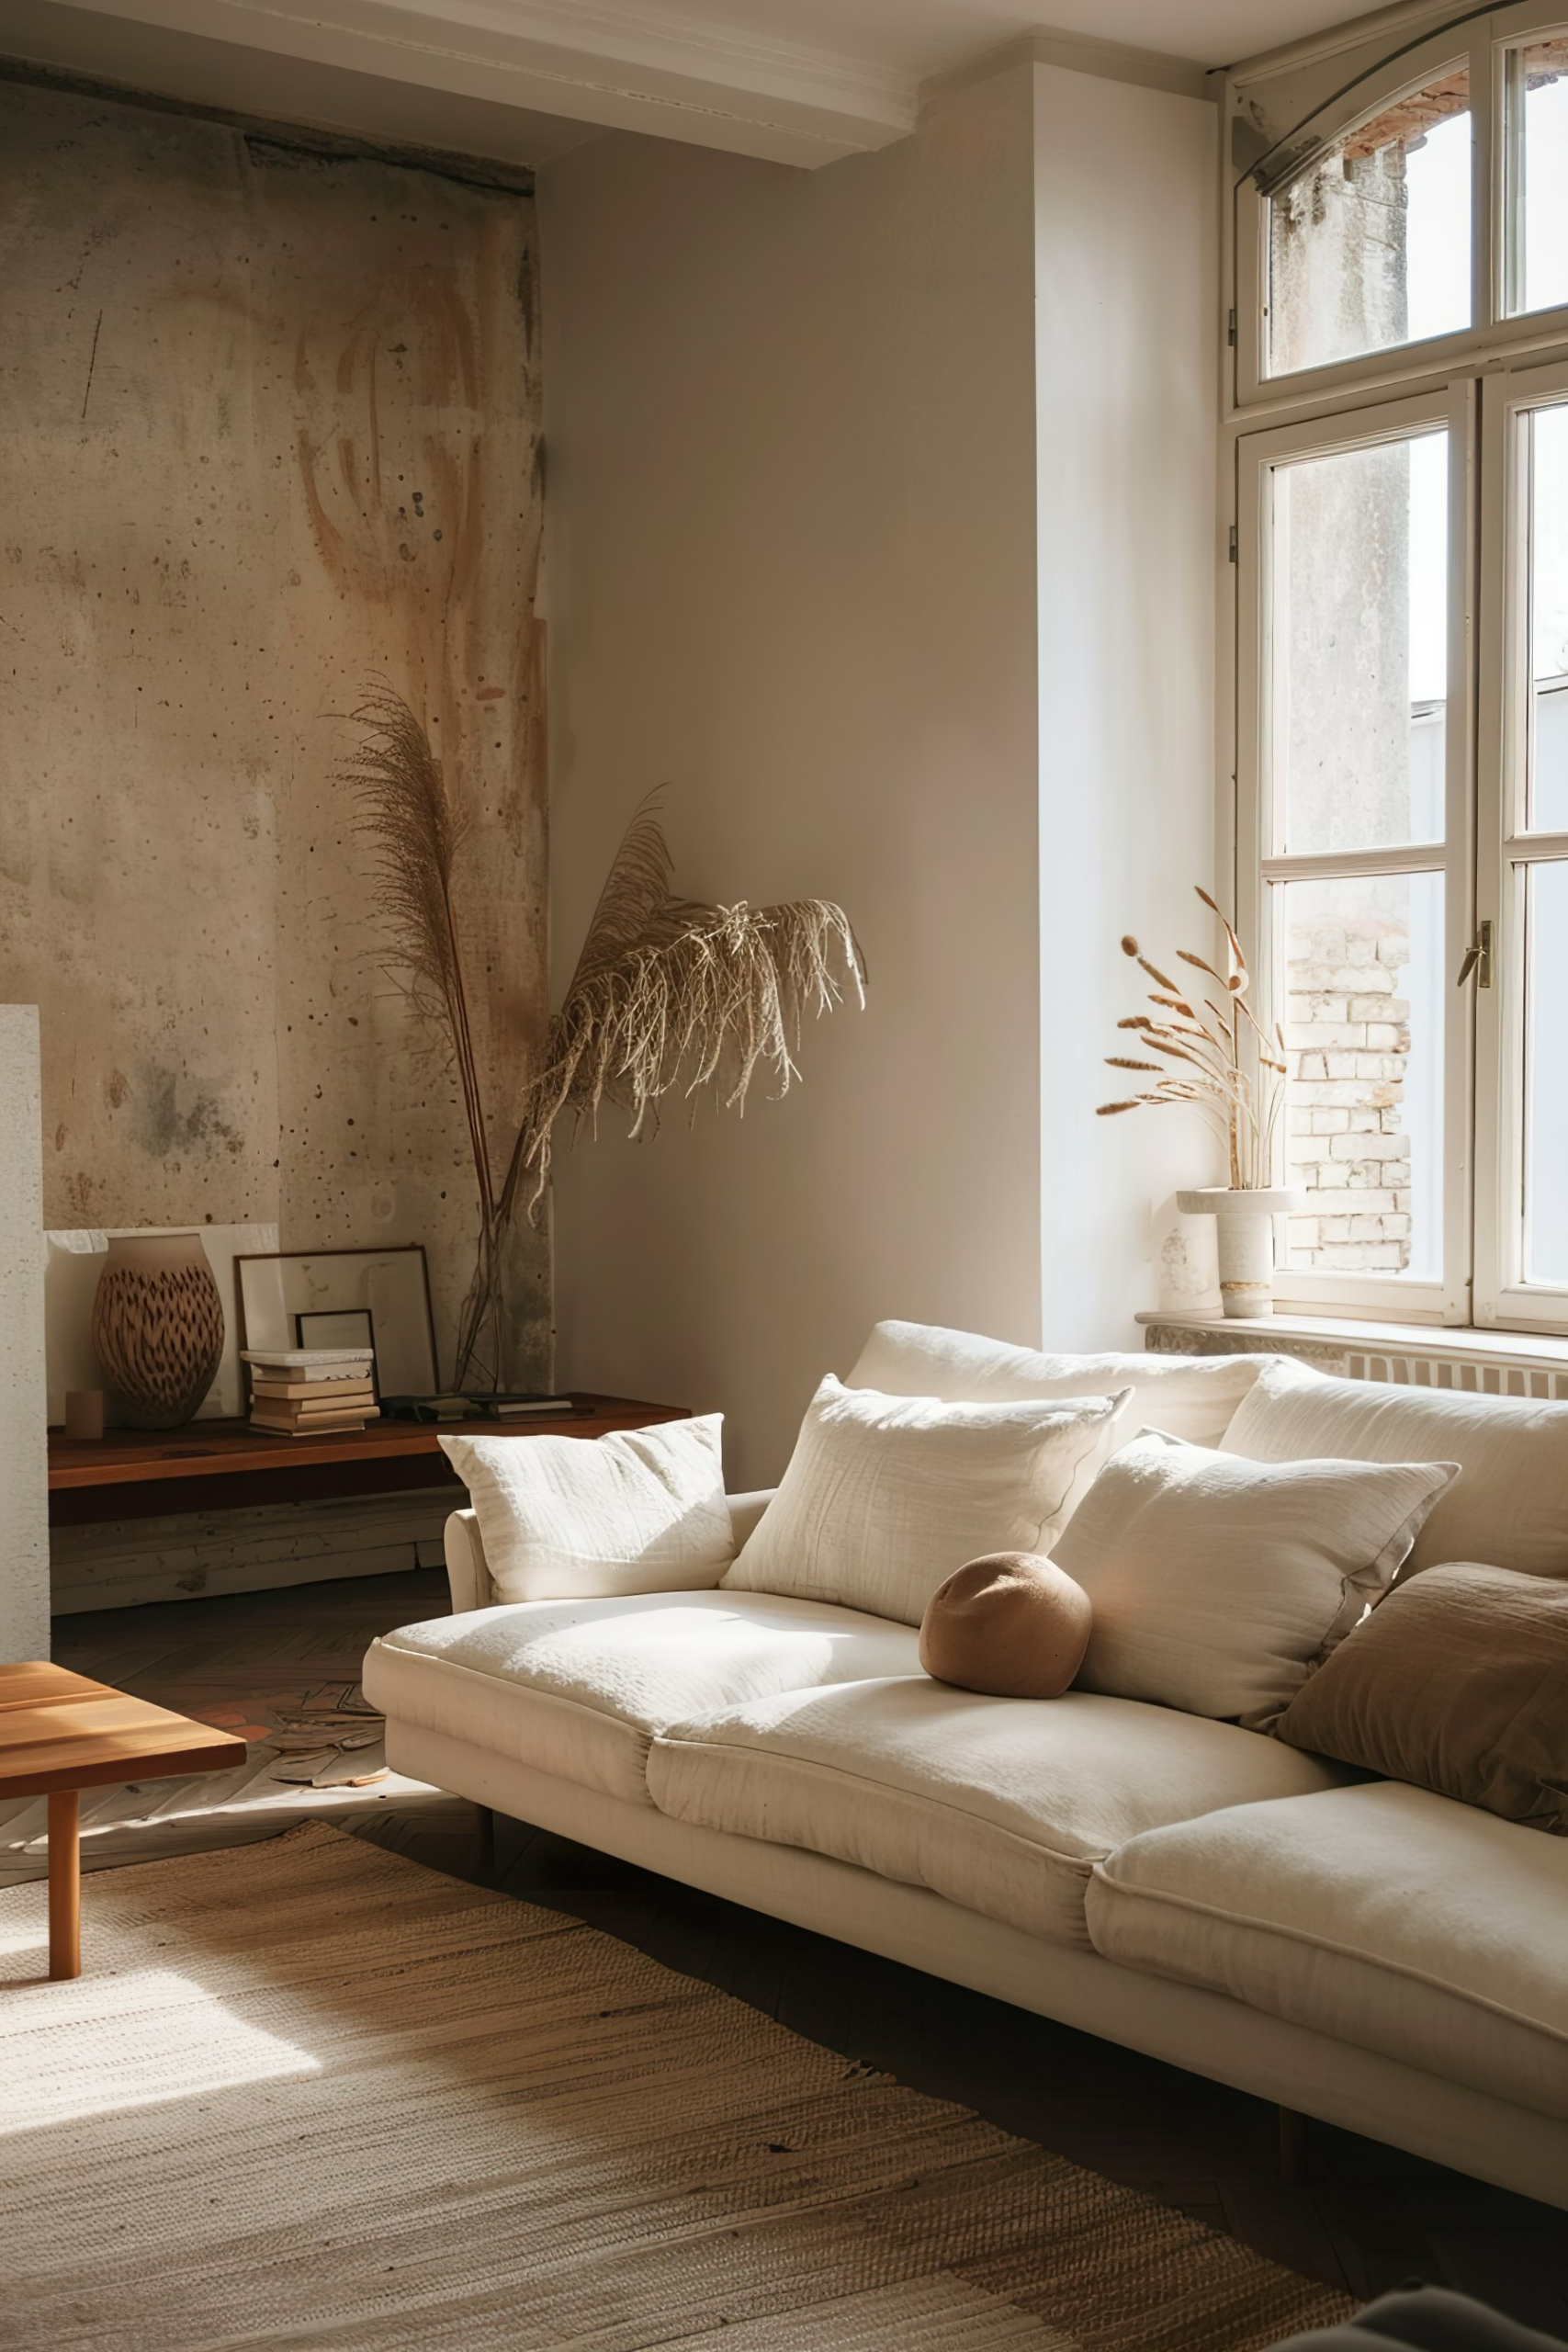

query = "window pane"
[
  {"left": 1266, "top": 68, "right": 1470, "bottom": 378},
  {"left": 1507, "top": 37, "right": 1568, "bottom": 317},
  {"left": 1271, "top": 432, "right": 1448, "bottom": 855},
  {"left": 1528, "top": 401, "right": 1568, "bottom": 831},
  {"left": 1523, "top": 862, "right": 1568, "bottom": 1283},
  {"left": 1279, "top": 872, "right": 1443, "bottom": 1281}
]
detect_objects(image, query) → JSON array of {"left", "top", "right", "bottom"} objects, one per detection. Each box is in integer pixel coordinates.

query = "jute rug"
[{"left": 0, "top": 1823, "right": 1350, "bottom": 2352}]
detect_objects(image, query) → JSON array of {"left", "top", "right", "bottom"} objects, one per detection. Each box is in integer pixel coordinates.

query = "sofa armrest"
[
  {"left": 445, "top": 1490, "right": 776, "bottom": 1614},
  {"left": 728, "top": 1489, "right": 775, "bottom": 1548},
  {"left": 444, "top": 1509, "right": 494, "bottom": 1613}
]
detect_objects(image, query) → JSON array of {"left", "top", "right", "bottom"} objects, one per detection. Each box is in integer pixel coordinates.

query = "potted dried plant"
[
  {"left": 1098, "top": 887, "right": 1300, "bottom": 1317},
  {"left": 345, "top": 688, "right": 864, "bottom": 1390}
]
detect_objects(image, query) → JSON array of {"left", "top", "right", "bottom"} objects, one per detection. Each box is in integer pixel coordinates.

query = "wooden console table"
[{"left": 47, "top": 1396, "right": 687, "bottom": 1526}]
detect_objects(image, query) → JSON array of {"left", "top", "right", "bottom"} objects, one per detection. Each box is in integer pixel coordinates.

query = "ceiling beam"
[{"left": 0, "top": 0, "right": 918, "bottom": 167}]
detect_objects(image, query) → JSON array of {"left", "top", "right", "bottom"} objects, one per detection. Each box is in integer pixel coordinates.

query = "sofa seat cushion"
[
  {"left": 1085, "top": 1781, "right": 1568, "bottom": 2120},
  {"left": 646, "top": 1680, "right": 1351, "bottom": 1948},
  {"left": 363, "top": 1593, "right": 921, "bottom": 1807}
]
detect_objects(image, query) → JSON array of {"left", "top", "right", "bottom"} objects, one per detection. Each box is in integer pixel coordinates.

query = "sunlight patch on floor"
[{"left": 0, "top": 1964, "right": 322, "bottom": 2126}]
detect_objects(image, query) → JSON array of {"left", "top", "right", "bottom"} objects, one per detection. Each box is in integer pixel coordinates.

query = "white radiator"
[
  {"left": 1144, "top": 1316, "right": 1568, "bottom": 1401},
  {"left": 1341, "top": 1346, "right": 1568, "bottom": 1401}
]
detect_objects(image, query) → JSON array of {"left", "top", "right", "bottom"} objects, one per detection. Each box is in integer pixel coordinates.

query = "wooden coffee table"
[{"left": 0, "top": 1662, "right": 246, "bottom": 1979}]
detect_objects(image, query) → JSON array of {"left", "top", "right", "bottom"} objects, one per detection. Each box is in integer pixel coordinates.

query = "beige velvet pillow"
[
  {"left": 1051, "top": 1430, "right": 1459, "bottom": 1724},
  {"left": 919, "top": 1553, "right": 1092, "bottom": 1699},
  {"left": 1274, "top": 1561, "right": 1568, "bottom": 1834}
]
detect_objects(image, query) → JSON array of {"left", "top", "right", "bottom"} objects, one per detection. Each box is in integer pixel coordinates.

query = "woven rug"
[{"left": 0, "top": 1824, "right": 1350, "bottom": 2352}]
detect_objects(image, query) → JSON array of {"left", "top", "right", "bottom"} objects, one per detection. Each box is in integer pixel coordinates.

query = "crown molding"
[
  {"left": 923, "top": 27, "right": 1216, "bottom": 111},
  {"left": 8, "top": 0, "right": 919, "bottom": 167},
  {"left": 1228, "top": 0, "right": 1484, "bottom": 87}
]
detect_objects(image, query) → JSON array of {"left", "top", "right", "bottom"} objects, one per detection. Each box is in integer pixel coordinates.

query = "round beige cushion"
[{"left": 919, "top": 1552, "right": 1093, "bottom": 1700}]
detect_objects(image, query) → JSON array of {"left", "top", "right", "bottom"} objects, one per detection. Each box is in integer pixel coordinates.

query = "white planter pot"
[{"left": 1174, "top": 1187, "right": 1304, "bottom": 1319}]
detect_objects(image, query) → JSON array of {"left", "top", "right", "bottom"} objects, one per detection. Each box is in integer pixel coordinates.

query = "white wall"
[
  {"left": 1034, "top": 63, "right": 1222, "bottom": 1341},
  {"left": 540, "top": 68, "right": 1043, "bottom": 1488},
  {"left": 540, "top": 59, "right": 1218, "bottom": 1488},
  {"left": 0, "top": 1009, "right": 51, "bottom": 1658}
]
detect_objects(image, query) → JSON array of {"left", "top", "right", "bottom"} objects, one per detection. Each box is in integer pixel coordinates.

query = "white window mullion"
[{"left": 1441, "top": 372, "right": 1479, "bottom": 1325}]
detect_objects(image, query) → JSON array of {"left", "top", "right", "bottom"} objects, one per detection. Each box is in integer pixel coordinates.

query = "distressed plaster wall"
[{"left": 0, "top": 77, "right": 549, "bottom": 1385}]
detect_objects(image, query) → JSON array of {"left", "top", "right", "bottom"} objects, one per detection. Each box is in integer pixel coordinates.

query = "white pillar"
[{"left": 0, "top": 1008, "right": 50, "bottom": 1659}]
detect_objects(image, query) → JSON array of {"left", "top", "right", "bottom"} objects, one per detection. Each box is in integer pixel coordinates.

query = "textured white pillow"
[
  {"left": 847, "top": 1320, "right": 1265, "bottom": 1451},
  {"left": 439, "top": 1416, "right": 734, "bottom": 1604},
  {"left": 724, "top": 1376, "right": 1130, "bottom": 1627},
  {"left": 1222, "top": 1353, "right": 1568, "bottom": 1579},
  {"left": 1053, "top": 1430, "right": 1460, "bottom": 1725}
]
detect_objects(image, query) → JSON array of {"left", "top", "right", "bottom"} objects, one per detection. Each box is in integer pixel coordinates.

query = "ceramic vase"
[
  {"left": 91, "top": 1231, "right": 224, "bottom": 1429},
  {"left": 1175, "top": 1187, "right": 1305, "bottom": 1319}
]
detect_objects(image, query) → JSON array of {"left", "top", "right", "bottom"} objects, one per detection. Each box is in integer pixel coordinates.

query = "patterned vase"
[{"left": 91, "top": 1232, "right": 225, "bottom": 1429}]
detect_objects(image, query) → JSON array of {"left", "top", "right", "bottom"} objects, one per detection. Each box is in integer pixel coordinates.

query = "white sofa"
[{"left": 363, "top": 1326, "right": 1568, "bottom": 2212}]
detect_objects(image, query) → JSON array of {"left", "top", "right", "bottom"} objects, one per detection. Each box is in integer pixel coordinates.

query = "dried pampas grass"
[
  {"left": 345, "top": 692, "right": 864, "bottom": 1389},
  {"left": 505, "top": 819, "right": 863, "bottom": 1215},
  {"left": 1099, "top": 887, "right": 1286, "bottom": 1190}
]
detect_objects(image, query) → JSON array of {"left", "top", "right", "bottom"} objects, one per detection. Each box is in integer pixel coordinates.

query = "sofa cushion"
[
  {"left": 1052, "top": 1430, "right": 1457, "bottom": 1726},
  {"left": 1222, "top": 1356, "right": 1568, "bottom": 1578},
  {"left": 723, "top": 1376, "right": 1127, "bottom": 1625},
  {"left": 1272, "top": 1562, "right": 1568, "bottom": 1835},
  {"left": 362, "top": 1591, "right": 921, "bottom": 1807},
  {"left": 1085, "top": 1781, "right": 1568, "bottom": 2120},
  {"left": 438, "top": 1415, "right": 733, "bottom": 1604},
  {"left": 647, "top": 1679, "right": 1351, "bottom": 1948},
  {"left": 848, "top": 1320, "right": 1266, "bottom": 1449}
]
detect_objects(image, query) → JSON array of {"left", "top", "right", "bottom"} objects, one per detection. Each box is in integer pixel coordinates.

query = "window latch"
[{"left": 1456, "top": 920, "right": 1493, "bottom": 990}]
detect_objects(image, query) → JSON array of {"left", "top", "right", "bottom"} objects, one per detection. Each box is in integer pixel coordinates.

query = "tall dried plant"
[
  {"left": 345, "top": 690, "right": 865, "bottom": 1391},
  {"left": 1098, "top": 886, "right": 1287, "bottom": 1191}
]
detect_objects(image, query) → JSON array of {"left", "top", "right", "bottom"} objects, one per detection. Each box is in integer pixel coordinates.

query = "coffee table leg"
[{"left": 48, "top": 1789, "right": 81, "bottom": 1980}]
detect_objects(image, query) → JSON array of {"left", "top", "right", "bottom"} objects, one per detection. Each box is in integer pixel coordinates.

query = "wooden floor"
[{"left": 44, "top": 1566, "right": 1568, "bottom": 2339}]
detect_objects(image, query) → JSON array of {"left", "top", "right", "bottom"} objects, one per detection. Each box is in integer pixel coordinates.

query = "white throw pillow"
[
  {"left": 440, "top": 1416, "right": 734, "bottom": 1603},
  {"left": 1222, "top": 1352, "right": 1568, "bottom": 1579},
  {"left": 1052, "top": 1430, "right": 1460, "bottom": 1725},
  {"left": 724, "top": 1375, "right": 1130, "bottom": 1627},
  {"left": 847, "top": 1320, "right": 1265, "bottom": 1452}
]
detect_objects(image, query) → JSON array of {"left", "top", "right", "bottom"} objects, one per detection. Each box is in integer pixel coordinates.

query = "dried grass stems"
[
  {"left": 1098, "top": 886, "right": 1287, "bottom": 1191},
  {"left": 507, "top": 885, "right": 863, "bottom": 1217},
  {"left": 344, "top": 689, "right": 864, "bottom": 1387},
  {"left": 341, "top": 687, "right": 495, "bottom": 1224}
]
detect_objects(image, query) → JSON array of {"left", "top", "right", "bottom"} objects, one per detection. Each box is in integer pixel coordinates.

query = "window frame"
[
  {"left": 1228, "top": 0, "right": 1568, "bottom": 1332},
  {"left": 1233, "top": 4, "right": 1568, "bottom": 415},
  {"left": 1235, "top": 385, "right": 1476, "bottom": 1324},
  {"left": 1473, "top": 349, "right": 1568, "bottom": 1329}
]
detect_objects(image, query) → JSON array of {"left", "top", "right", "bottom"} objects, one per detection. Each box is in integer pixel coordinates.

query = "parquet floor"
[{"left": 33, "top": 1567, "right": 1568, "bottom": 2337}]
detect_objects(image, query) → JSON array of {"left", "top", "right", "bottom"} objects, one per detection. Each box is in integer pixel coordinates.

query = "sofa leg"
[
  {"left": 476, "top": 1804, "right": 496, "bottom": 1881},
  {"left": 1278, "top": 2106, "right": 1307, "bottom": 2185}
]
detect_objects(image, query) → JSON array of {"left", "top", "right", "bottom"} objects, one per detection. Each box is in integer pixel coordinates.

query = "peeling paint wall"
[{"left": 0, "top": 79, "right": 549, "bottom": 1385}]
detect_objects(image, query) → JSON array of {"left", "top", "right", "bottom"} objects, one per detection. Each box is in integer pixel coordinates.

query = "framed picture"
[{"left": 235, "top": 1246, "right": 438, "bottom": 1397}]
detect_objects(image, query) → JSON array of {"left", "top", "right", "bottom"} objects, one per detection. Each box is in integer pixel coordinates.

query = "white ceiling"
[{"left": 0, "top": 0, "right": 1373, "bottom": 167}]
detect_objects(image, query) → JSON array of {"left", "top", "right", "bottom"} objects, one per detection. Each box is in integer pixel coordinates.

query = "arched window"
[{"left": 1229, "top": 6, "right": 1568, "bottom": 1331}]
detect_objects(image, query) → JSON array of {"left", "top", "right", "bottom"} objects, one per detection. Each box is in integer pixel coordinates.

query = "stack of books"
[{"left": 242, "top": 1349, "right": 378, "bottom": 1438}]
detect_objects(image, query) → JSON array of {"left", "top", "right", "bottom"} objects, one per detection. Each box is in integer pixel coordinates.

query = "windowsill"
[{"left": 1136, "top": 1308, "right": 1568, "bottom": 1372}]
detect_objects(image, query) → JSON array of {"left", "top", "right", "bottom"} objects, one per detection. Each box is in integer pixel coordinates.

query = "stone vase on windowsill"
[{"left": 1175, "top": 1188, "right": 1306, "bottom": 1319}]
